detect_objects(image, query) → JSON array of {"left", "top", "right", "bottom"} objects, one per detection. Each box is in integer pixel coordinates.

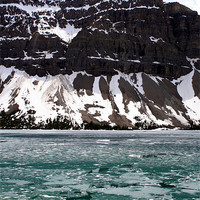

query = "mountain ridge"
[{"left": 0, "top": 0, "right": 200, "bottom": 129}]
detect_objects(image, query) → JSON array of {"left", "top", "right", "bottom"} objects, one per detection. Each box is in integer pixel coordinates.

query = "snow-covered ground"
[{"left": 0, "top": 65, "right": 200, "bottom": 127}]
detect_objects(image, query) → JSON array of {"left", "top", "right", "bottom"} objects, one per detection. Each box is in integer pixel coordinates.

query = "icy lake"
[{"left": 0, "top": 130, "right": 199, "bottom": 199}]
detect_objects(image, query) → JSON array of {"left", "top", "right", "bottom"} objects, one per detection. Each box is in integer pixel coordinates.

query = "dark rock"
[
  {"left": 88, "top": 167, "right": 109, "bottom": 173},
  {"left": 0, "top": 0, "right": 199, "bottom": 78},
  {"left": 73, "top": 74, "right": 94, "bottom": 96},
  {"left": 99, "top": 76, "right": 110, "bottom": 100},
  {"left": 192, "top": 70, "right": 200, "bottom": 98},
  {"left": 142, "top": 154, "right": 158, "bottom": 158},
  {"left": 110, "top": 182, "right": 138, "bottom": 187},
  {"left": 159, "top": 182, "right": 176, "bottom": 188}
]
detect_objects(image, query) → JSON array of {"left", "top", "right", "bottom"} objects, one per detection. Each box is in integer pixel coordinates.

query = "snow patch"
[
  {"left": 0, "top": 37, "right": 29, "bottom": 41},
  {"left": 127, "top": 59, "right": 141, "bottom": 63},
  {"left": 0, "top": 65, "right": 199, "bottom": 127},
  {"left": 135, "top": 5, "right": 160, "bottom": 9},
  {"left": 166, "top": 106, "right": 188, "bottom": 125},
  {"left": 0, "top": 3, "right": 60, "bottom": 15},
  {"left": 0, "top": 65, "right": 15, "bottom": 82},
  {"left": 109, "top": 75, "right": 125, "bottom": 115},
  {"left": 88, "top": 56, "right": 119, "bottom": 62},
  {"left": 176, "top": 71, "right": 194, "bottom": 101},
  {"left": 174, "top": 70, "right": 200, "bottom": 121},
  {"left": 186, "top": 57, "right": 200, "bottom": 71},
  {"left": 38, "top": 20, "right": 82, "bottom": 43},
  {"left": 4, "top": 57, "right": 19, "bottom": 61},
  {"left": 135, "top": 73, "right": 145, "bottom": 95},
  {"left": 148, "top": 75, "right": 162, "bottom": 85},
  {"left": 150, "top": 36, "right": 165, "bottom": 43}
]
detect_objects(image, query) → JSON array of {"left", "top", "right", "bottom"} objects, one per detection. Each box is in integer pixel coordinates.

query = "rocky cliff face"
[{"left": 0, "top": 0, "right": 200, "bottom": 128}]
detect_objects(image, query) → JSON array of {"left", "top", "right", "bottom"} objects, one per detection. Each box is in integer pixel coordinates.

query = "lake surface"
[{"left": 0, "top": 130, "right": 199, "bottom": 199}]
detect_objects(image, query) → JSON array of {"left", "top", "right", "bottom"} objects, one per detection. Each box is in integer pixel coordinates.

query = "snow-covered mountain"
[{"left": 0, "top": 0, "right": 200, "bottom": 129}]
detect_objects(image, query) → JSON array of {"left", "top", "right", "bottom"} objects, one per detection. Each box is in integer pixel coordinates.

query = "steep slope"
[
  {"left": 1, "top": 64, "right": 200, "bottom": 128},
  {"left": 0, "top": 0, "right": 200, "bottom": 128}
]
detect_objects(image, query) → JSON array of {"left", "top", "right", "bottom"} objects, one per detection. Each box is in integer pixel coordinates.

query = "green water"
[{"left": 0, "top": 130, "right": 199, "bottom": 199}]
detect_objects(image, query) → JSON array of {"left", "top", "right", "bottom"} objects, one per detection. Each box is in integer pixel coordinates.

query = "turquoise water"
[{"left": 0, "top": 130, "right": 199, "bottom": 200}]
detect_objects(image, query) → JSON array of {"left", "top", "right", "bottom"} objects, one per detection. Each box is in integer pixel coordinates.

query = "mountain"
[
  {"left": 0, "top": 0, "right": 200, "bottom": 129},
  {"left": 163, "top": 0, "right": 200, "bottom": 15}
]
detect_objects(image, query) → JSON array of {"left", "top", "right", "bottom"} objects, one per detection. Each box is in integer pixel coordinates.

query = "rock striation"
[{"left": 0, "top": 0, "right": 199, "bottom": 77}]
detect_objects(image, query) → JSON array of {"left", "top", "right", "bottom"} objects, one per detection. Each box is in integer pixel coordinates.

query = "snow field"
[{"left": 0, "top": 65, "right": 200, "bottom": 127}]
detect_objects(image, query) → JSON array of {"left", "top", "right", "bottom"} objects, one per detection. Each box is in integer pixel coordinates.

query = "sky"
[{"left": 163, "top": 0, "right": 200, "bottom": 14}]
